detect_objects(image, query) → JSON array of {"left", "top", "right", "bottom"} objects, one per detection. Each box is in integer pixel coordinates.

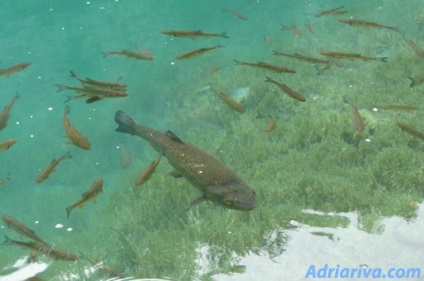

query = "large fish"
[{"left": 114, "top": 111, "right": 256, "bottom": 210}]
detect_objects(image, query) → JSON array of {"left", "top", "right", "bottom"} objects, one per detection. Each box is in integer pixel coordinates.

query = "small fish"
[
  {"left": 162, "top": 30, "right": 229, "bottom": 39},
  {"left": 0, "top": 173, "right": 9, "bottom": 186},
  {"left": 2, "top": 215, "right": 48, "bottom": 245},
  {"left": 396, "top": 122, "right": 424, "bottom": 140},
  {"left": 281, "top": 24, "right": 302, "bottom": 37},
  {"left": 316, "top": 6, "right": 347, "bottom": 17},
  {"left": 0, "top": 139, "right": 17, "bottom": 153},
  {"left": 135, "top": 156, "right": 161, "bottom": 186},
  {"left": 66, "top": 178, "right": 103, "bottom": 218},
  {"left": 265, "top": 116, "right": 276, "bottom": 132},
  {"left": 70, "top": 71, "right": 126, "bottom": 91},
  {"left": 119, "top": 143, "right": 132, "bottom": 168},
  {"left": 102, "top": 49, "right": 153, "bottom": 60},
  {"left": 234, "top": 60, "right": 296, "bottom": 73},
  {"left": 265, "top": 76, "right": 306, "bottom": 102},
  {"left": 36, "top": 152, "right": 72, "bottom": 184},
  {"left": 0, "top": 93, "right": 20, "bottom": 131},
  {"left": 0, "top": 62, "right": 31, "bottom": 78},
  {"left": 209, "top": 84, "right": 246, "bottom": 113},
  {"left": 63, "top": 105, "right": 91, "bottom": 150},
  {"left": 320, "top": 50, "right": 387, "bottom": 62},
  {"left": 404, "top": 38, "right": 424, "bottom": 58},
  {"left": 224, "top": 9, "right": 248, "bottom": 21},
  {"left": 176, "top": 45, "right": 223, "bottom": 60},
  {"left": 338, "top": 18, "right": 399, "bottom": 32},
  {"left": 343, "top": 96, "right": 365, "bottom": 133},
  {"left": 3, "top": 235, "right": 78, "bottom": 261},
  {"left": 408, "top": 76, "right": 424, "bottom": 88},
  {"left": 374, "top": 105, "right": 419, "bottom": 111},
  {"left": 304, "top": 23, "right": 314, "bottom": 32},
  {"left": 209, "top": 66, "right": 221, "bottom": 74},
  {"left": 273, "top": 51, "right": 330, "bottom": 64},
  {"left": 57, "top": 84, "right": 127, "bottom": 103}
]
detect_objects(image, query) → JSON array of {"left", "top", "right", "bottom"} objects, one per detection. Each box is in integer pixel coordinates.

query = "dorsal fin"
[{"left": 165, "top": 130, "right": 184, "bottom": 144}]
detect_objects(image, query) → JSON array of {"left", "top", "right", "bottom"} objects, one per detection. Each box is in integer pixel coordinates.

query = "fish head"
[{"left": 205, "top": 178, "right": 256, "bottom": 211}]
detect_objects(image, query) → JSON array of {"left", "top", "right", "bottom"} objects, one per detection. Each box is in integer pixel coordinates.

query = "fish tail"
[
  {"left": 380, "top": 57, "right": 388, "bottom": 62},
  {"left": 64, "top": 105, "right": 70, "bottom": 115},
  {"left": 13, "top": 92, "right": 21, "bottom": 100},
  {"left": 2, "top": 235, "right": 12, "bottom": 245},
  {"left": 101, "top": 52, "right": 109, "bottom": 58},
  {"left": 233, "top": 59, "right": 242, "bottom": 65},
  {"left": 264, "top": 76, "right": 273, "bottom": 83},
  {"left": 66, "top": 151, "right": 72, "bottom": 159},
  {"left": 66, "top": 207, "right": 72, "bottom": 219},
  {"left": 115, "top": 110, "right": 136, "bottom": 135},
  {"left": 408, "top": 76, "right": 416, "bottom": 87},
  {"left": 56, "top": 84, "right": 68, "bottom": 93},
  {"left": 70, "top": 70, "right": 77, "bottom": 78},
  {"left": 65, "top": 96, "right": 73, "bottom": 103},
  {"left": 221, "top": 32, "right": 230, "bottom": 39}
]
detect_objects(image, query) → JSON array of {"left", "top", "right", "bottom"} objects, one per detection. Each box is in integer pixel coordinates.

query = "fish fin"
[
  {"left": 168, "top": 170, "right": 183, "bottom": 178},
  {"left": 66, "top": 207, "right": 72, "bottom": 218},
  {"left": 86, "top": 97, "right": 101, "bottom": 103},
  {"left": 56, "top": 84, "right": 68, "bottom": 92},
  {"left": 189, "top": 196, "right": 207, "bottom": 208},
  {"left": 165, "top": 130, "right": 184, "bottom": 144},
  {"left": 115, "top": 111, "right": 136, "bottom": 134},
  {"left": 65, "top": 95, "right": 73, "bottom": 103},
  {"left": 408, "top": 76, "right": 416, "bottom": 87},
  {"left": 2, "top": 235, "right": 12, "bottom": 245}
]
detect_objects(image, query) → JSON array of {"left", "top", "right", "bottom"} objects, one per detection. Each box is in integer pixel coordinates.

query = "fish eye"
[{"left": 224, "top": 198, "right": 233, "bottom": 205}]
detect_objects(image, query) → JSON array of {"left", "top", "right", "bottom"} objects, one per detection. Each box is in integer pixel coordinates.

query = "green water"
[{"left": 1, "top": 0, "right": 424, "bottom": 280}]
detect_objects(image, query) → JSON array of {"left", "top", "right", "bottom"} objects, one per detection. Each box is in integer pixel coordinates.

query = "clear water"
[{"left": 1, "top": 0, "right": 424, "bottom": 280}]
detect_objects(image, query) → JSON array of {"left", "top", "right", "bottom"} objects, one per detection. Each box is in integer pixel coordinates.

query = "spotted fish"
[{"left": 114, "top": 111, "right": 256, "bottom": 211}]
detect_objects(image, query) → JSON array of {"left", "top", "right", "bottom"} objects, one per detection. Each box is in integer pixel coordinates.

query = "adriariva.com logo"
[{"left": 305, "top": 264, "right": 421, "bottom": 279}]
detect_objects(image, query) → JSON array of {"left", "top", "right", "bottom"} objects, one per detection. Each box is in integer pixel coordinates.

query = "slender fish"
[
  {"left": 103, "top": 49, "right": 153, "bottom": 60},
  {"left": 0, "top": 93, "right": 20, "bottom": 131},
  {"left": 3, "top": 235, "right": 78, "bottom": 261},
  {"left": 63, "top": 106, "right": 91, "bottom": 150},
  {"left": 162, "top": 30, "right": 229, "bottom": 39},
  {"left": 320, "top": 51, "right": 387, "bottom": 62},
  {"left": 70, "top": 71, "right": 127, "bottom": 91},
  {"left": 338, "top": 18, "right": 399, "bottom": 32},
  {"left": 404, "top": 38, "right": 424, "bottom": 59},
  {"left": 273, "top": 51, "right": 330, "bottom": 64},
  {"left": 0, "top": 139, "right": 17, "bottom": 153},
  {"left": 66, "top": 178, "right": 103, "bottom": 218},
  {"left": 114, "top": 111, "right": 256, "bottom": 210},
  {"left": 209, "top": 84, "right": 246, "bottom": 113},
  {"left": 234, "top": 60, "right": 296, "bottom": 73},
  {"left": 176, "top": 45, "right": 223, "bottom": 60},
  {"left": 57, "top": 84, "right": 127, "bottom": 103},
  {"left": 2, "top": 215, "right": 48, "bottom": 245},
  {"left": 36, "top": 152, "right": 72, "bottom": 184},
  {"left": 396, "top": 122, "right": 424, "bottom": 140},
  {"left": 0, "top": 62, "right": 31, "bottom": 78},
  {"left": 135, "top": 156, "right": 161, "bottom": 186},
  {"left": 265, "top": 76, "right": 306, "bottom": 102},
  {"left": 316, "top": 6, "right": 347, "bottom": 17}
]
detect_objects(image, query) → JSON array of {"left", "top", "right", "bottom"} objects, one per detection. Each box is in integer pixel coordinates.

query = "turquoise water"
[{"left": 1, "top": 0, "right": 424, "bottom": 280}]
